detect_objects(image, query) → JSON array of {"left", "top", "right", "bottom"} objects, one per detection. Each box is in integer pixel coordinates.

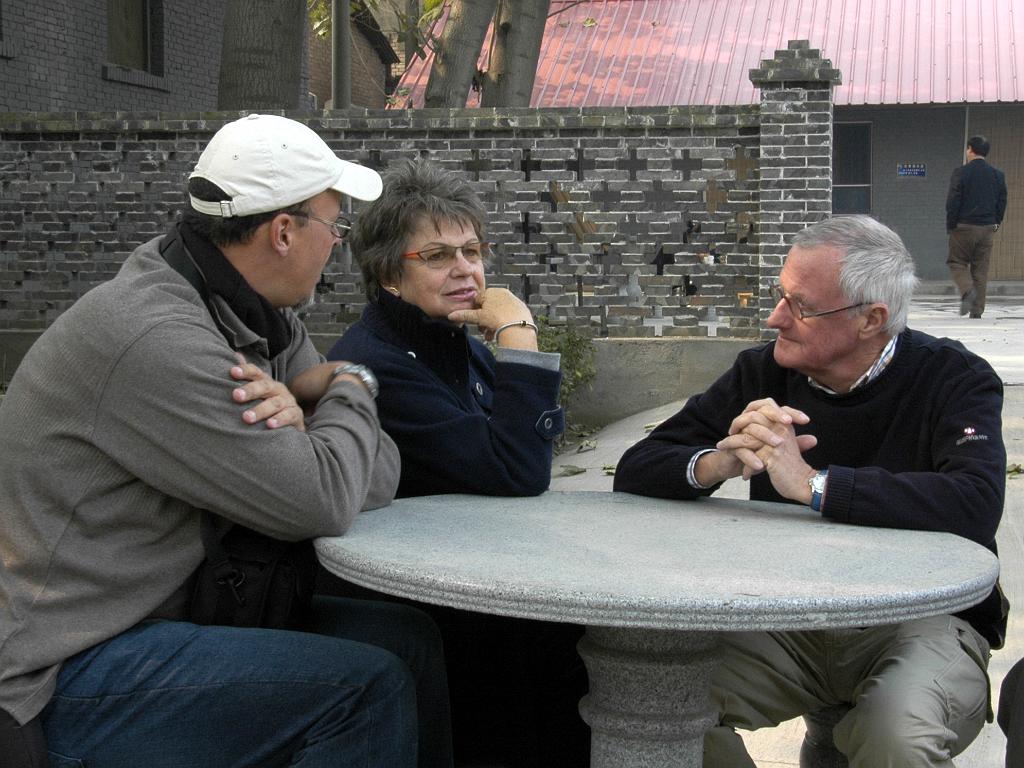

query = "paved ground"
[{"left": 552, "top": 294, "right": 1024, "bottom": 766}]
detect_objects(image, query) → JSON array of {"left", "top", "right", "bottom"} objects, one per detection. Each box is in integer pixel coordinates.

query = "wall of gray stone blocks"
[
  {"left": 0, "top": 41, "right": 840, "bottom": 386},
  {"left": 0, "top": 108, "right": 769, "bottom": 341}
]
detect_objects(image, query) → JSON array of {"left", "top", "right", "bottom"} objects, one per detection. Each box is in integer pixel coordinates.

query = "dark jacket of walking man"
[{"left": 946, "top": 134, "right": 1007, "bottom": 318}]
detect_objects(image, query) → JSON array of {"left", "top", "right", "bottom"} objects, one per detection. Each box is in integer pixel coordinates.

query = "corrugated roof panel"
[{"left": 390, "top": 0, "right": 1024, "bottom": 108}]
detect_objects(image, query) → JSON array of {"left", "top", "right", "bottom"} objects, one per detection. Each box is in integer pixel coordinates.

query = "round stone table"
[{"left": 315, "top": 491, "right": 999, "bottom": 768}]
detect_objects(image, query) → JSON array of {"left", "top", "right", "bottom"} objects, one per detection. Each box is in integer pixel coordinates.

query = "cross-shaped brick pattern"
[
  {"left": 465, "top": 150, "right": 493, "bottom": 181},
  {"left": 574, "top": 148, "right": 599, "bottom": 181},
  {"left": 520, "top": 273, "right": 532, "bottom": 303},
  {"left": 647, "top": 180, "right": 679, "bottom": 212},
  {"left": 568, "top": 213, "right": 597, "bottom": 242},
  {"left": 683, "top": 220, "right": 701, "bottom": 244},
  {"left": 0, "top": 108, "right": 798, "bottom": 347},
  {"left": 727, "top": 146, "right": 757, "bottom": 181},
  {"left": 539, "top": 243, "right": 560, "bottom": 273},
  {"left": 672, "top": 151, "right": 702, "bottom": 178},
  {"left": 618, "top": 149, "right": 647, "bottom": 181},
  {"left": 519, "top": 212, "right": 542, "bottom": 244},
  {"left": 704, "top": 179, "right": 729, "bottom": 214},
  {"left": 548, "top": 180, "right": 571, "bottom": 207},
  {"left": 643, "top": 305, "right": 675, "bottom": 337},
  {"left": 589, "top": 184, "right": 621, "bottom": 209},
  {"left": 540, "top": 187, "right": 559, "bottom": 213},
  {"left": 729, "top": 211, "right": 755, "bottom": 243},
  {"left": 520, "top": 149, "right": 543, "bottom": 181},
  {"left": 650, "top": 244, "right": 675, "bottom": 276},
  {"left": 698, "top": 306, "right": 730, "bottom": 337}
]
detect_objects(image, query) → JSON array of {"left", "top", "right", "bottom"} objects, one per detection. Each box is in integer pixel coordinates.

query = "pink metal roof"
[{"left": 393, "top": 0, "right": 1023, "bottom": 107}]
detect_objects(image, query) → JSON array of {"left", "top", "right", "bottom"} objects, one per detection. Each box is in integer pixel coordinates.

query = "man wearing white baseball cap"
[{"left": 0, "top": 114, "right": 452, "bottom": 768}]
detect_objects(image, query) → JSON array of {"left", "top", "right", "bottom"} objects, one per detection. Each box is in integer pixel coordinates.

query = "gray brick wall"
[
  {"left": 0, "top": 0, "right": 225, "bottom": 112},
  {"left": 0, "top": 107, "right": 770, "bottom": 341},
  {"left": 751, "top": 40, "right": 840, "bottom": 335},
  {"left": 0, "top": 42, "right": 842, "bottom": 371}
]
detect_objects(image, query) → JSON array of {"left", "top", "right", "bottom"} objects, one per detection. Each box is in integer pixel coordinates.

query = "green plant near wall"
[{"left": 535, "top": 316, "right": 595, "bottom": 408}]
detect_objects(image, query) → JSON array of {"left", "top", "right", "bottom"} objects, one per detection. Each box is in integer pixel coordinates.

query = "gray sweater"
[{"left": 0, "top": 237, "right": 400, "bottom": 724}]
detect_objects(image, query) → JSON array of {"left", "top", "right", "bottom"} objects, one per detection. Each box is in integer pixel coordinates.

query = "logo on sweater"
[{"left": 956, "top": 426, "right": 989, "bottom": 446}]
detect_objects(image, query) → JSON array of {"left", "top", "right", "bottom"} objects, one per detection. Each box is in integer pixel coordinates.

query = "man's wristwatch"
[
  {"left": 808, "top": 469, "right": 828, "bottom": 512},
  {"left": 331, "top": 363, "right": 378, "bottom": 399}
]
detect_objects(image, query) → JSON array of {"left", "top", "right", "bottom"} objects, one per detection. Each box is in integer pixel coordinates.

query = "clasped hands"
[{"left": 697, "top": 398, "right": 819, "bottom": 504}]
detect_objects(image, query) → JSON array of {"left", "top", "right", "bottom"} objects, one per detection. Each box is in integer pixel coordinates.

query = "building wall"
[
  {"left": 0, "top": 0, "right": 226, "bottom": 112},
  {"left": 308, "top": 24, "right": 391, "bottom": 109},
  {"left": 837, "top": 103, "right": 1023, "bottom": 281},
  {"left": 968, "top": 103, "right": 1024, "bottom": 282},
  {"left": 837, "top": 105, "right": 964, "bottom": 280}
]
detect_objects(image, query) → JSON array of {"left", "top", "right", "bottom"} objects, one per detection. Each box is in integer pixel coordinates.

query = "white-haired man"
[{"left": 616, "top": 215, "right": 1006, "bottom": 767}]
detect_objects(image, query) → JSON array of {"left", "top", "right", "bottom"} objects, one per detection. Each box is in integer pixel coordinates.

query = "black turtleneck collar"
[
  {"left": 366, "top": 291, "right": 474, "bottom": 392},
  {"left": 373, "top": 289, "right": 466, "bottom": 342},
  {"left": 177, "top": 217, "right": 292, "bottom": 358}
]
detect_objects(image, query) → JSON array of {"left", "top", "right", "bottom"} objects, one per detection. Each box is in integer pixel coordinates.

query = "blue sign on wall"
[{"left": 897, "top": 163, "right": 926, "bottom": 177}]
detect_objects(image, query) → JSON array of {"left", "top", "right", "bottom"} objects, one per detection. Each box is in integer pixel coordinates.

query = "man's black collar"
[{"left": 162, "top": 219, "right": 292, "bottom": 358}]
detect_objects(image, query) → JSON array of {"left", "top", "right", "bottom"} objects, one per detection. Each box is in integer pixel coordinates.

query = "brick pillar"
[{"left": 750, "top": 40, "right": 842, "bottom": 339}]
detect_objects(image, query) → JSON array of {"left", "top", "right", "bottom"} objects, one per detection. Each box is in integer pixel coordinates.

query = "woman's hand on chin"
[{"left": 447, "top": 288, "right": 539, "bottom": 350}]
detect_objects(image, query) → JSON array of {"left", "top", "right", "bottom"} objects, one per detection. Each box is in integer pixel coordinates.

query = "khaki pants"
[
  {"left": 703, "top": 615, "right": 991, "bottom": 768},
  {"left": 948, "top": 224, "right": 997, "bottom": 316}
]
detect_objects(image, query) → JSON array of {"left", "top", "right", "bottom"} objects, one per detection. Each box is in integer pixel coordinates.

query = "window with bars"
[
  {"left": 0, "top": 0, "right": 14, "bottom": 59},
  {"left": 107, "top": 0, "right": 163, "bottom": 75},
  {"left": 833, "top": 122, "right": 872, "bottom": 214}
]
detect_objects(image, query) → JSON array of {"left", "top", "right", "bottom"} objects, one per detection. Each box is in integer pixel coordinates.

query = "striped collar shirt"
[{"left": 808, "top": 334, "right": 899, "bottom": 395}]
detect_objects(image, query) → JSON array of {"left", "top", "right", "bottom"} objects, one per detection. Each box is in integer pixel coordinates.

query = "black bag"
[
  {"left": 188, "top": 515, "right": 317, "bottom": 629},
  {"left": 0, "top": 710, "right": 47, "bottom": 768}
]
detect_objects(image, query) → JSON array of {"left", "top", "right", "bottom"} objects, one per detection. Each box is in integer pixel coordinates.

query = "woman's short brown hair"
[{"left": 350, "top": 157, "right": 488, "bottom": 301}]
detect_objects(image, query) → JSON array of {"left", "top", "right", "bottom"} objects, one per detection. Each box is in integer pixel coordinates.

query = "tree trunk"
[
  {"left": 218, "top": 0, "right": 309, "bottom": 111},
  {"left": 480, "top": 0, "right": 549, "bottom": 107},
  {"left": 423, "top": 0, "right": 497, "bottom": 108}
]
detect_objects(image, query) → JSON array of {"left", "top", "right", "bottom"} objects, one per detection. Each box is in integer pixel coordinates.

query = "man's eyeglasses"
[
  {"left": 769, "top": 282, "right": 866, "bottom": 320},
  {"left": 293, "top": 212, "right": 352, "bottom": 240},
  {"left": 400, "top": 242, "right": 491, "bottom": 269}
]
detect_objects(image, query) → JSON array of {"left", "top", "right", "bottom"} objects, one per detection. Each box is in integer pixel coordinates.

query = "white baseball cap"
[{"left": 188, "top": 114, "right": 382, "bottom": 217}]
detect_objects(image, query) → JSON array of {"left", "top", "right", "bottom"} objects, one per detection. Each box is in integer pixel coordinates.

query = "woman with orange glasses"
[{"left": 323, "top": 157, "right": 587, "bottom": 768}]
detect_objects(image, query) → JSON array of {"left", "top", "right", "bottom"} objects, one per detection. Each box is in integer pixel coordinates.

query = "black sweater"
[
  {"left": 946, "top": 157, "right": 1007, "bottom": 231},
  {"left": 615, "top": 329, "right": 1007, "bottom": 647},
  {"left": 328, "top": 292, "right": 563, "bottom": 498}
]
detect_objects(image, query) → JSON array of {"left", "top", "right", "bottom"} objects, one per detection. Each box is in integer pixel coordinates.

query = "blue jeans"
[{"left": 41, "top": 596, "right": 452, "bottom": 768}]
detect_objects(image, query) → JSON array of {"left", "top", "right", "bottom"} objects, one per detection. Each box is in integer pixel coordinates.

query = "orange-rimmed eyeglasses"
[{"left": 400, "top": 242, "right": 491, "bottom": 269}]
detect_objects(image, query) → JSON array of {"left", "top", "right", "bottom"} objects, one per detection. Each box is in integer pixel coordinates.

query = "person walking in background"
[{"left": 946, "top": 135, "right": 1007, "bottom": 318}]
